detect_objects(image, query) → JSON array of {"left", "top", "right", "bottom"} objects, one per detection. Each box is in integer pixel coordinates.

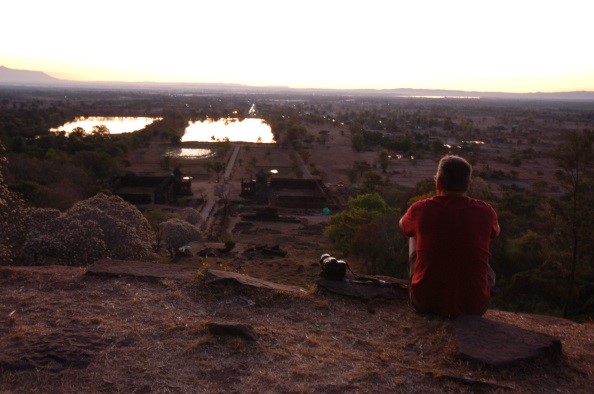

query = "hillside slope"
[
  {"left": 0, "top": 66, "right": 61, "bottom": 84},
  {"left": 0, "top": 265, "right": 592, "bottom": 392}
]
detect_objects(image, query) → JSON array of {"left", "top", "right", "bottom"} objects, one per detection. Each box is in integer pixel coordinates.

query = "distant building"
[
  {"left": 111, "top": 172, "right": 192, "bottom": 205},
  {"left": 241, "top": 170, "right": 336, "bottom": 209}
]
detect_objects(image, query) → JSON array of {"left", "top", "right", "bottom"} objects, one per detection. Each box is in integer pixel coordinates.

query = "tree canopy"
[{"left": 325, "top": 193, "right": 398, "bottom": 256}]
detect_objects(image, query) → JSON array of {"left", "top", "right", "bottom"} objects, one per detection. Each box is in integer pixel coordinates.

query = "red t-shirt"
[{"left": 400, "top": 194, "right": 499, "bottom": 317}]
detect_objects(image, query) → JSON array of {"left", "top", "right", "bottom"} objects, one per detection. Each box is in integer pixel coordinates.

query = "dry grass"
[{"left": 1, "top": 265, "right": 592, "bottom": 393}]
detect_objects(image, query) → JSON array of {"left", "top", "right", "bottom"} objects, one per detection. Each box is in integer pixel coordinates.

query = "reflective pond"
[
  {"left": 50, "top": 116, "right": 274, "bottom": 144},
  {"left": 164, "top": 147, "right": 214, "bottom": 159},
  {"left": 182, "top": 118, "right": 274, "bottom": 143},
  {"left": 50, "top": 116, "right": 160, "bottom": 134}
]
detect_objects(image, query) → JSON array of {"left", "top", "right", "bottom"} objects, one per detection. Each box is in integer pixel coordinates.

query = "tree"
[
  {"left": 377, "top": 150, "right": 390, "bottom": 173},
  {"left": 468, "top": 177, "right": 495, "bottom": 201},
  {"left": 92, "top": 125, "right": 110, "bottom": 137},
  {"left": 143, "top": 209, "right": 179, "bottom": 252},
  {"left": 245, "top": 157, "right": 258, "bottom": 175},
  {"left": 74, "top": 150, "right": 122, "bottom": 182},
  {"left": 551, "top": 129, "right": 594, "bottom": 317},
  {"left": 212, "top": 162, "right": 226, "bottom": 181},
  {"left": 352, "top": 214, "right": 407, "bottom": 276},
  {"left": 325, "top": 193, "right": 397, "bottom": 255},
  {"left": 505, "top": 230, "right": 547, "bottom": 272},
  {"left": 351, "top": 131, "right": 365, "bottom": 152},
  {"left": 361, "top": 171, "right": 384, "bottom": 194},
  {"left": 299, "top": 150, "right": 311, "bottom": 165},
  {"left": 285, "top": 124, "right": 307, "bottom": 148}
]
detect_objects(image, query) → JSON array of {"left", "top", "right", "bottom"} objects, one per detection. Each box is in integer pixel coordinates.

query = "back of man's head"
[{"left": 437, "top": 155, "right": 472, "bottom": 193}]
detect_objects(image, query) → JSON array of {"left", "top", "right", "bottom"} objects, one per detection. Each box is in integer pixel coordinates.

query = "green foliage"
[
  {"left": 550, "top": 128, "right": 594, "bottom": 317},
  {"left": 505, "top": 230, "right": 547, "bottom": 272},
  {"left": 377, "top": 150, "right": 390, "bottom": 173},
  {"left": 325, "top": 193, "right": 397, "bottom": 255},
  {"left": 496, "top": 261, "right": 566, "bottom": 314},
  {"left": 467, "top": 177, "right": 495, "bottom": 201},
  {"left": 143, "top": 209, "right": 179, "bottom": 229},
  {"left": 429, "top": 140, "right": 446, "bottom": 154},
  {"left": 352, "top": 214, "right": 408, "bottom": 276},
  {"left": 194, "top": 260, "right": 210, "bottom": 280},
  {"left": 351, "top": 131, "right": 365, "bottom": 152},
  {"left": 143, "top": 208, "right": 179, "bottom": 251},
  {"left": 361, "top": 171, "right": 385, "bottom": 194},
  {"left": 74, "top": 150, "right": 123, "bottom": 181},
  {"left": 495, "top": 191, "right": 544, "bottom": 236}
]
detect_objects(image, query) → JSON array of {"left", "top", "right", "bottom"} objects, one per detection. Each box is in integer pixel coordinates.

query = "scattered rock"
[
  {"left": 196, "top": 247, "right": 227, "bottom": 258},
  {"left": 205, "top": 269, "right": 305, "bottom": 294},
  {"left": 0, "top": 329, "right": 112, "bottom": 372},
  {"left": 206, "top": 322, "right": 257, "bottom": 341},
  {"left": 241, "top": 244, "right": 288, "bottom": 259}
]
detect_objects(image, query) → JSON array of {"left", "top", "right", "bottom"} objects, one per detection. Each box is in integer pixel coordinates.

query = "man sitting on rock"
[{"left": 399, "top": 155, "right": 500, "bottom": 318}]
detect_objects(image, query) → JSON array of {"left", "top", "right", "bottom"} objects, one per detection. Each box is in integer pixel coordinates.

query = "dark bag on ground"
[{"left": 319, "top": 254, "right": 347, "bottom": 280}]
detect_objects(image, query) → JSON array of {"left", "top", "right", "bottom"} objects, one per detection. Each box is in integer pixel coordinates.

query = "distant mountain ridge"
[
  {"left": 0, "top": 65, "right": 61, "bottom": 84},
  {"left": 2, "top": 65, "right": 594, "bottom": 101}
]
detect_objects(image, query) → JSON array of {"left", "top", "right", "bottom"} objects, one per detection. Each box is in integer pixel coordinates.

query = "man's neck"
[{"left": 437, "top": 190, "right": 467, "bottom": 197}]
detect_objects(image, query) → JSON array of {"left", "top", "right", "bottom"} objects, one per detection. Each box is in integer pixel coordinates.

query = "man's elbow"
[{"left": 399, "top": 217, "right": 410, "bottom": 236}]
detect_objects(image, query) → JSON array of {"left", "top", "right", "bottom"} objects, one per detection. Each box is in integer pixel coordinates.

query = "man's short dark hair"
[{"left": 436, "top": 155, "right": 472, "bottom": 193}]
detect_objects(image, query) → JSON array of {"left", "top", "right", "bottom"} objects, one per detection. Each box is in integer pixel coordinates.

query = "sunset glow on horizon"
[{"left": 2, "top": 0, "right": 594, "bottom": 93}]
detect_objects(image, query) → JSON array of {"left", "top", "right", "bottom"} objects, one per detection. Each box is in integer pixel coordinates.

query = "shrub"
[
  {"left": 19, "top": 193, "right": 155, "bottom": 265},
  {"left": 160, "top": 218, "right": 202, "bottom": 257},
  {"left": 66, "top": 193, "right": 154, "bottom": 260},
  {"left": 0, "top": 155, "right": 25, "bottom": 263},
  {"left": 179, "top": 207, "right": 204, "bottom": 225},
  {"left": 21, "top": 213, "right": 107, "bottom": 265}
]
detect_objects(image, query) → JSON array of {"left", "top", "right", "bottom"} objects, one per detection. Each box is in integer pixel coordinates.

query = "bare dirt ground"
[{"left": 1, "top": 265, "right": 593, "bottom": 393}]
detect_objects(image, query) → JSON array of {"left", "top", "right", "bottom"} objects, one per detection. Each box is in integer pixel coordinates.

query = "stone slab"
[
  {"left": 317, "top": 276, "right": 408, "bottom": 300},
  {"left": 454, "top": 315, "right": 562, "bottom": 367},
  {"left": 87, "top": 259, "right": 199, "bottom": 280},
  {"left": 205, "top": 269, "right": 306, "bottom": 294}
]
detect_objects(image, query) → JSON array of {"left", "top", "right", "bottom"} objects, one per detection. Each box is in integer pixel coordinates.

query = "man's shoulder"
[
  {"left": 409, "top": 195, "right": 496, "bottom": 212},
  {"left": 408, "top": 196, "right": 437, "bottom": 210},
  {"left": 413, "top": 195, "right": 441, "bottom": 205},
  {"left": 468, "top": 197, "right": 497, "bottom": 210}
]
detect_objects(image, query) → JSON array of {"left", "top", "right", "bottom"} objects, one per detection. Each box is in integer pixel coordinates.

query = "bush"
[
  {"left": 0, "top": 160, "right": 25, "bottom": 263},
  {"left": 325, "top": 193, "right": 396, "bottom": 255},
  {"left": 19, "top": 193, "right": 155, "bottom": 265},
  {"left": 159, "top": 218, "right": 202, "bottom": 257},
  {"left": 179, "top": 207, "right": 204, "bottom": 225},
  {"left": 21, "top": 213, "right": 106, "bottom": 265},
  {"left": 67, "top": 193, "right": 154, "bottom": 260}
]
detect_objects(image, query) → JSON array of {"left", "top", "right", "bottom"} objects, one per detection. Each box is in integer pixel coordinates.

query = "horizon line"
[{"left": 1, "top": 65, "right": 594, "bottom": 96}]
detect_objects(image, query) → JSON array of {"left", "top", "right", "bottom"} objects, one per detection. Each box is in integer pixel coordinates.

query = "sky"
[{"left": 2, "top": 0, "right": 593, "bottom": 93}]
